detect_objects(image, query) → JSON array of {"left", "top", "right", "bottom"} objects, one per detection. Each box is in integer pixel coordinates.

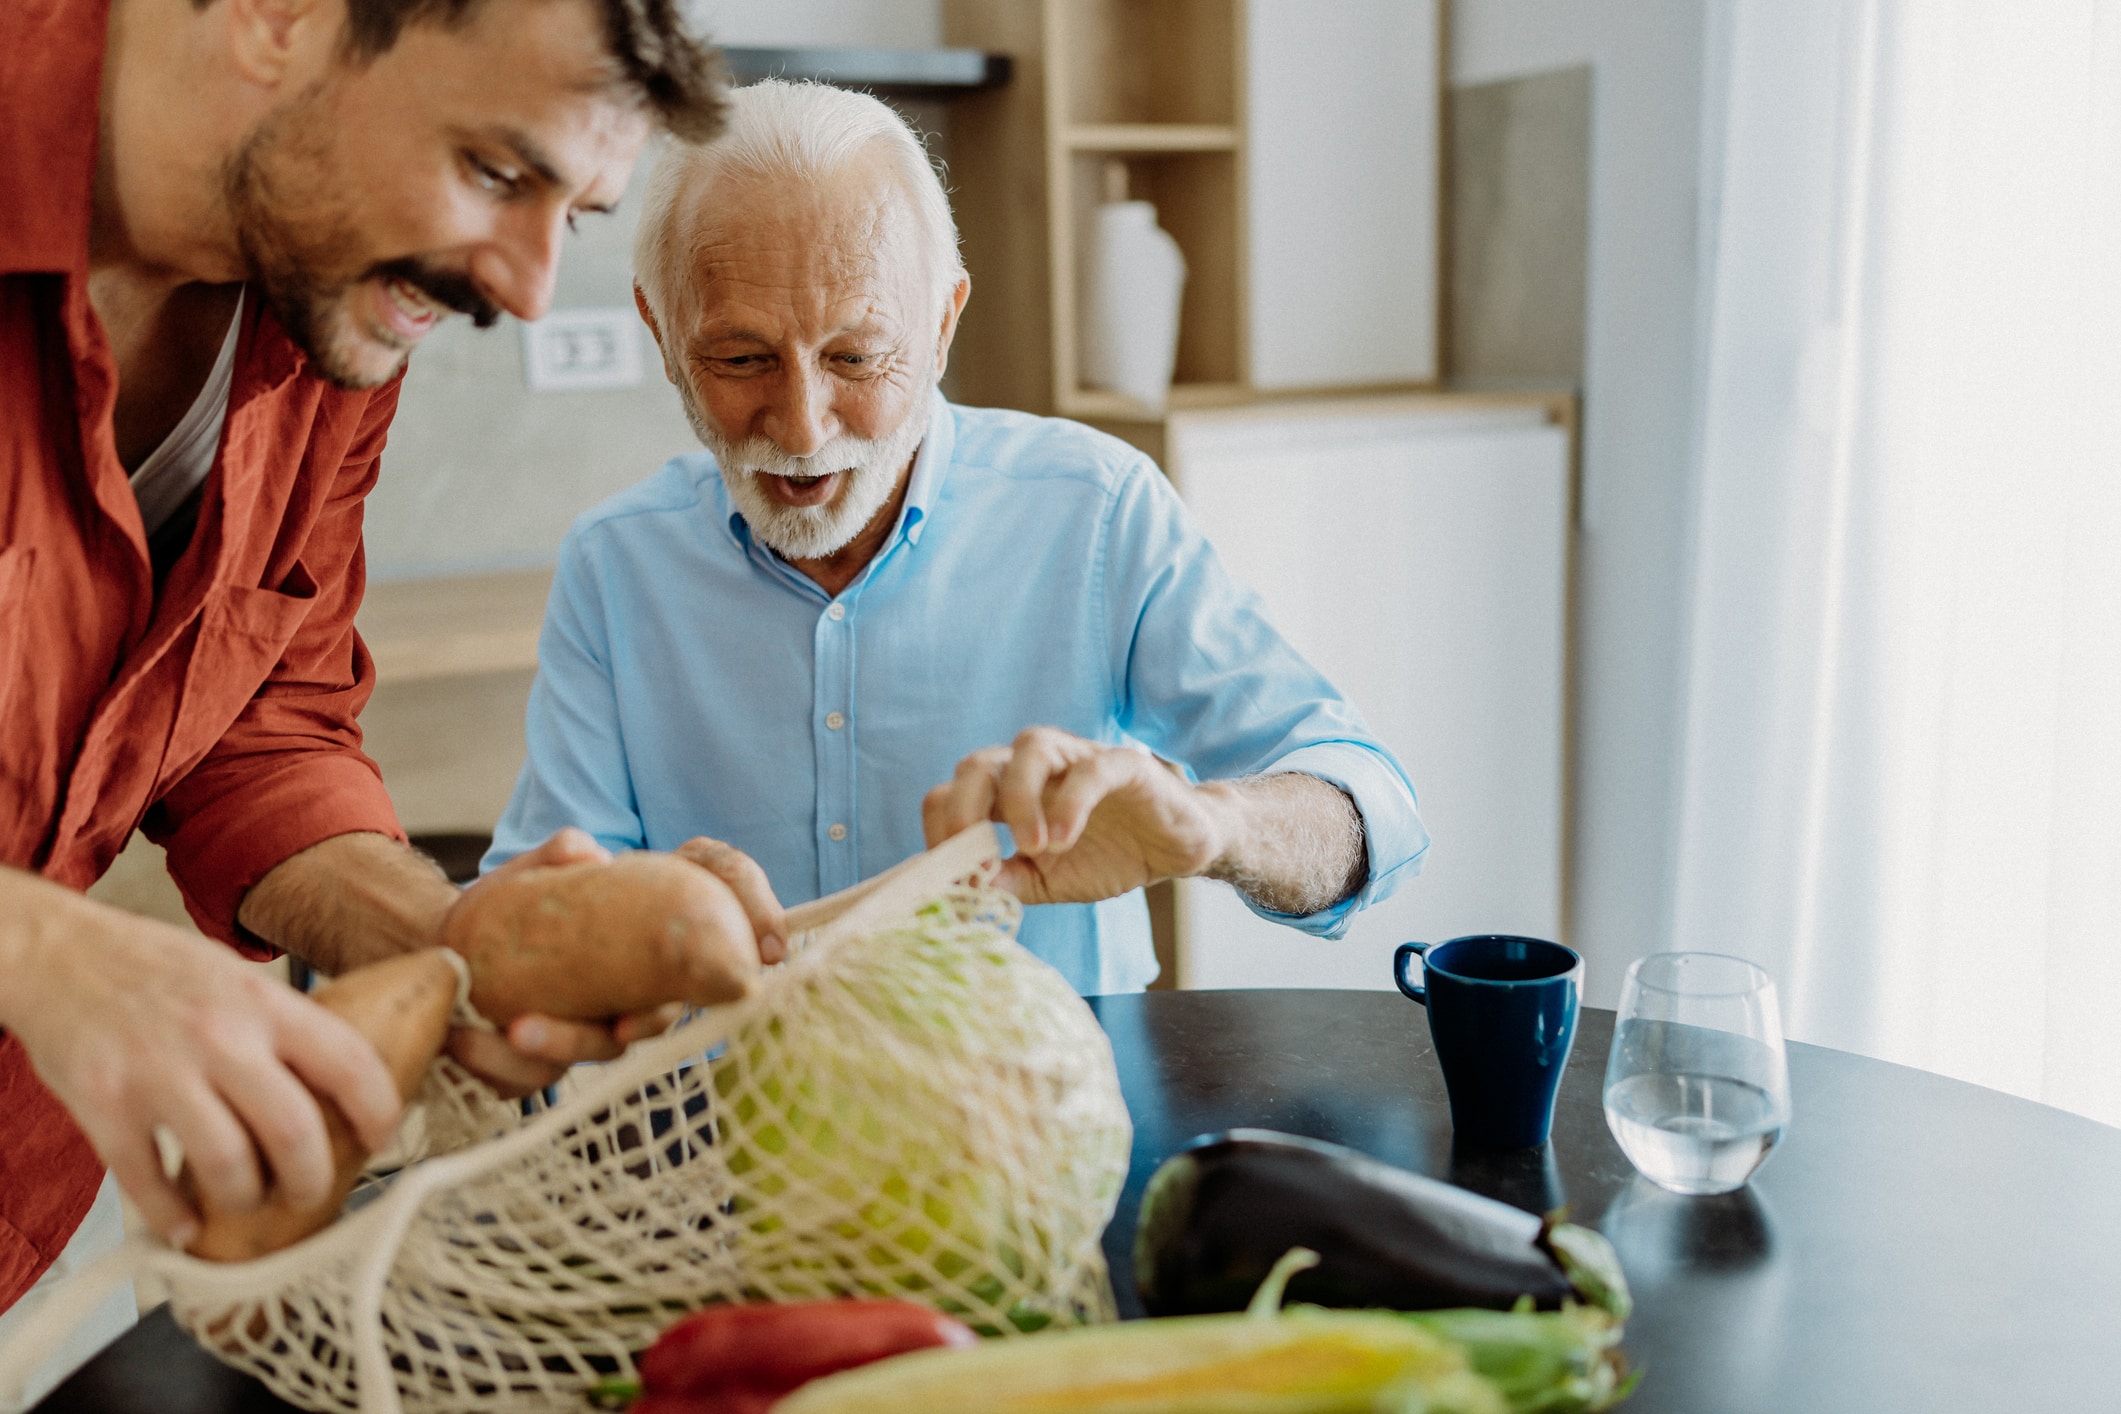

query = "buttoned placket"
[
  {"left": 812, "top": 593, "right": 860, "bottom": 894},
  {"left": 735, "top": 511, "right": 928, "bottom": 901}
]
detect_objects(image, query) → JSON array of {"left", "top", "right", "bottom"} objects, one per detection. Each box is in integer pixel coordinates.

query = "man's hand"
[
  {"left": 0, "top": 884, "right": 400, "bottom": 1248},
  {"left": 246, "top": 829, "right": 788, "bottom": 1099},
  {"left": 442, "top": 830, "right": 788, "bottom": 1093},
  {"left": 923, "top": 728, "right": 1369, "bottom": 915},
  {"left": 922, "top": 728, "right": 1229, "bottom": 904}
]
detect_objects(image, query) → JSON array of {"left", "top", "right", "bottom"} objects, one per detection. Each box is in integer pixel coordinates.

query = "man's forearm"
[
  {"left": 237, "top": 832, "right": 459, "bottom": 976},
  {"left": 1199, "top": 773, "right": 1367, "bottom": 917}
]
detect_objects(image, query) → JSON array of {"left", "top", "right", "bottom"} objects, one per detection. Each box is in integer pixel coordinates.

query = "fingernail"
[
  {"left": 515, "top": 1019, "right": 549, "bottom": 1051},
  {"left": 170, "top": 1220, "right": 198, "bottom": 1249}
]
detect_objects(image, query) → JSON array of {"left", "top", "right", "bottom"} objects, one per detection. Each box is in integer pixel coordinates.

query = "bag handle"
[{"left": 782, "top": 823, "right": 1003, "bottom": 948}]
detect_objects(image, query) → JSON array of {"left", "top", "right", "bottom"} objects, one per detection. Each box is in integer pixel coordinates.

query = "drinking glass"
[{"left": 1602, "top": 953, "right": 1791, "bottom": 1196}]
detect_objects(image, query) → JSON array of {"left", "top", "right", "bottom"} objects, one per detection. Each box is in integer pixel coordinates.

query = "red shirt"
[{"left": 1, "top": 0, "right": 408, "bottom": 1308}]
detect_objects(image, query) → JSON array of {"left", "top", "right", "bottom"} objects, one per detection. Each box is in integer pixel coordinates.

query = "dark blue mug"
[{"left": 1394, "top": 935, "right": 1583, "bottom": 1150}]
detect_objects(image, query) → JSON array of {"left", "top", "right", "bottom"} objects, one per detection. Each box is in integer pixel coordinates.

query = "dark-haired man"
[{"left": 0, "top": 0, "right": 744, "bottom": 1380}]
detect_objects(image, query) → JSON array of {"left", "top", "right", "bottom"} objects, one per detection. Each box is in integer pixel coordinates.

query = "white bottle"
[{"left": 1079, "top": 161, "right": 1187, "bottom": 412}]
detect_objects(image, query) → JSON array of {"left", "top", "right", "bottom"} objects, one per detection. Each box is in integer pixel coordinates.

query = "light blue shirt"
[{"left": 485, "top": 393, "right": 1428, "bottom": 994}]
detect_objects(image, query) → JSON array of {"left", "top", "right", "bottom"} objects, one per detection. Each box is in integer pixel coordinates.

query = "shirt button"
[
  {"left": 828, "top": 823, "right": 848, "bottom": 842},
  {"left": 826, "top": 602, "right": 847, "bottom": 621},
  {"left": 825, "top": 711, "right": 846, "bottom": 731}
]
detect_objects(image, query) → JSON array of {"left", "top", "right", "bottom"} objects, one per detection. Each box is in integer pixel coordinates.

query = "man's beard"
[
  {"left": 223, "top": 82, "right": 501, "bottom": 390},
  {"left": 683, "top": 380, "right": 935, "bottom": 561}
]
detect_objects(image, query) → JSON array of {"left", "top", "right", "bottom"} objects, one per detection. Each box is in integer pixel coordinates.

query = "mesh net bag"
[{"left": 0, "top": 825, "right": 1132, "bottom": 1414}]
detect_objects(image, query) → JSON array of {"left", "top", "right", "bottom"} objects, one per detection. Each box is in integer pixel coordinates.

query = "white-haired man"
[{"left": 485, "top": 81, "right": 1429, "bottom": 992}]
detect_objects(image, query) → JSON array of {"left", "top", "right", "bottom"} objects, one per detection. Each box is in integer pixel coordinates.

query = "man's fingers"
[
  {"left": 272, "top": 997, "right": 404, "bottom": 1155},
  {"left": 446, "top": 1029, "right": 568, "bottom": 1099},
  {"left": 486, "top": 828, "right": 611, "bottom": 882},
  {"left": 213, "top": 1055, "right": 338, "bottom": 1210},
  {"left": 506, "top": 1012, "right": 626, "bottom": 1065},
  {"left": 614, "top": 1003, "right": 686, "bottom": 1047},
  {"left": 99, "top": 1129, "right": 198, "bottom": 1248},
  {"left": 925, "top": 747, "right": 1011, "bottom": 845},
  {"left": 675, "top": 839, "right": 787, "bottom": 963},
  {"left": 920, "top": 782, "right": 958, "bottom": 848},
  {"left": 1042, "top": 751, "right": 1135, "bottom": 853},
  {"left": 990, "top": 854, "right": 1044, "bottom": 904},
  {"left": 999, "top": 729, "right": 1088, "bottom": 853},
  {"left": 157, "top": 1080, "right": 266, "bottom": 1217}
]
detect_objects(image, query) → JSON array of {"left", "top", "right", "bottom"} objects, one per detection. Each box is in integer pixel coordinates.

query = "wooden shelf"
[
  {"left": 1063, "top": 123, "right": 1239, "bottom": 152},
  {"left": 1060, "top": 382, "right": 1250, "bottom": 419},
  {"left": 357, "top": 569, "right": 552, "bottom": 685},
  {"left": 720, "top": 45, "right": 1012, "bottom": 97}
]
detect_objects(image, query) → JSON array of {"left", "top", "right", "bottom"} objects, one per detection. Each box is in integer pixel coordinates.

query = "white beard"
[{"left": 685, "top": 383, "right": 935, "bottom": 561}]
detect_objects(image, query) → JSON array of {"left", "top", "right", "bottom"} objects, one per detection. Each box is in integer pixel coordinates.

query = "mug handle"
[{"left": 1393, "top": 942, "right": 1431, "bottom": 1005}]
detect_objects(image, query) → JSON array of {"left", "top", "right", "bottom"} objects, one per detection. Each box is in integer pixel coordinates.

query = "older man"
[
  {"left": 0, "top": 0, "right": 764, "bottom": 1381},
  {"left": 487, "top": 81, "right": 1428, "bottom": 992}
]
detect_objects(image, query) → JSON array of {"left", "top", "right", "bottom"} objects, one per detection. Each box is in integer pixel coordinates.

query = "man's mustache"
[{"left": 369, "top": 258, "right": 502, "bottom": 329}]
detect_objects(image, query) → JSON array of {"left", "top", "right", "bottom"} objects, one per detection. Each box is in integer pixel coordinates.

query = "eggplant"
[{"left": 1133, "top": 1129, "right": 1629, "bottom": 1320}]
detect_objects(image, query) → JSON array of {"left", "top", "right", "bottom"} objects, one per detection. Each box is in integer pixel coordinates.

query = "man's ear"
[
  {"left": 934, "top": 271, "right": 971, "bottom": 378},
  {"left": 634, "top": 283, "right": 679, "bottom": 387},
  {"left": 224, "top": 0, "right": 343, "bottom": 90}
]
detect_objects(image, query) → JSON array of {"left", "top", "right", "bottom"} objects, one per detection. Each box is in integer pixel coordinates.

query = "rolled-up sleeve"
[
  {"left": 148, "top": 385, "right": 406, "bottom": 950},
  {"left": 1104, "top": 459, "right": 1429, "bottom": 937},
  {"left": 482, "top": 526, "right": 648, "bottom": 872}
]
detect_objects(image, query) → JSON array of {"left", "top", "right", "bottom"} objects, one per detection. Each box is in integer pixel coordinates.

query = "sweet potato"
[
  {"left": 183, "top": 948, "right": 460, "bottom": 1262},
  {"left": 439, "top": 851, "right": 759, "bottom": 1025}
]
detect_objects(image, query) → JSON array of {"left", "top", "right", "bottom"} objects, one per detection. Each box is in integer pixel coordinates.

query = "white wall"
[{"left": 1450, "top": 1, "right": 1717, "bottom": 1007}]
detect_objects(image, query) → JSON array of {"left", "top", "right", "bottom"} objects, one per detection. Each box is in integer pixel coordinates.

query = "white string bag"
[{"left": 0, "top": 825, "right": 1133, "bottom": 1414}]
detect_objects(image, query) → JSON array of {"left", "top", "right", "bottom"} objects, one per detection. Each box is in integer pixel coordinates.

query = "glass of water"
[{"left": 1603, "top": 953, "right": 1791, "bottom": 1196}]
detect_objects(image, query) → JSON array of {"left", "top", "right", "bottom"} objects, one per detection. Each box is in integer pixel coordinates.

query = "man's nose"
[
  {"left": 468, "top": 204, "right": 568, "bottom": 323},
  {"left": 762, "top": 364, "right": 835, "bottom": 457}
]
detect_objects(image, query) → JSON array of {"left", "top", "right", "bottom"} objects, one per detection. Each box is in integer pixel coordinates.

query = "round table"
[{"left": 34, "top": 990, "right": 2121, "bottom": 1413}]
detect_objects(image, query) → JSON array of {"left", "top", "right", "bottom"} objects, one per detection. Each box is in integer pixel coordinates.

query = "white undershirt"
[{"left": 129, "top": 289, "right": 243, "bottom": 536}]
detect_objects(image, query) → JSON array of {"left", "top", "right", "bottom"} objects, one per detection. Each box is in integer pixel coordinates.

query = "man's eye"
[{"left": 466, "top": 155, "right": 519, "bottom": 194}]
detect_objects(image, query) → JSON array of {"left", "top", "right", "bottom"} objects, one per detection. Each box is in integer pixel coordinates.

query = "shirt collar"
[{"left": 716, "top": 388, "right": 957, "bottom": 558}]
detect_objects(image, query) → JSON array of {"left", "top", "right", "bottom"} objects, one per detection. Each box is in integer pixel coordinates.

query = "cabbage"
[{"left": 707, "top": 889, "right": 1133, "bottom": 1335}]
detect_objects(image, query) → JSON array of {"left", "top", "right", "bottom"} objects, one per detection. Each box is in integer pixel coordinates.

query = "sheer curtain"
[{"left": 1673, "top": 0, "right": 2121, "bottom": 1123}]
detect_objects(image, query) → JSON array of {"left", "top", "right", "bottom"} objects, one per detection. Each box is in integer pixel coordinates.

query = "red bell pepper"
[{"left": 619, "top": 1298, "right": 978, "bottom": 1412}]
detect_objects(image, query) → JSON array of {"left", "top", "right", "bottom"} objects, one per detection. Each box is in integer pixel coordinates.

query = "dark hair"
[{"left": 216, "top": 0, "right": 728, "bottom": 142}]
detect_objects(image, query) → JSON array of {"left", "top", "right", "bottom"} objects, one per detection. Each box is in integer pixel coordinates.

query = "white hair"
[{"left": 632, "top": 78, "right": 963, "bottom": 330}]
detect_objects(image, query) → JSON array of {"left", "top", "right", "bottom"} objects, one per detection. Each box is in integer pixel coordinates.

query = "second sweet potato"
[{"left": 183, "top": 947, "right": 460, "bottom": 1262}]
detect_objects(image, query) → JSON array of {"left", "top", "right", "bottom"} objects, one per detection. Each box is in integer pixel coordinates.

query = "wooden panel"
[
  {"left": 1065, "top": 124, "right": 1239, "bottom": 152},
  {"left": 356, "top": 569, "right": 552, "bottom": 685},
  {"left": 1055, "top": 0, "right": 1237, "bottom": 126},
  {"left": 1166, "top": 397, "right": 1571, "bottom": 990},
  {"left": 941, "top": 0, "right": 1056, "bottom": 413}
]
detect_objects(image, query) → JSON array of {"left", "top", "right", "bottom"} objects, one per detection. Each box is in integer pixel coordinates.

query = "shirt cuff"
[
  {"left": 159, "top": 755, "right": 406, "bottom": 955},
  {"left": 1239, "top": 740, "right": 1431, "bottom": 938}
]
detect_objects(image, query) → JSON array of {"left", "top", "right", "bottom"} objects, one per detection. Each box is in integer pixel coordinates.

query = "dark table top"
[{"left": 39, "top": 989, "right": 2121, "bottom": 1413}]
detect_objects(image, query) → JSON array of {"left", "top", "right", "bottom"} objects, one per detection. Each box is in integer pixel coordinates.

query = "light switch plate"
[{"left": 521, "top": 307, "right": 645, "bottom": 391}]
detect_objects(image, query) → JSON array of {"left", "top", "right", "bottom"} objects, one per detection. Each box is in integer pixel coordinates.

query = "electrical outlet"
[{"left": 521, "top": 307, "right": 646, "bottom": 391}]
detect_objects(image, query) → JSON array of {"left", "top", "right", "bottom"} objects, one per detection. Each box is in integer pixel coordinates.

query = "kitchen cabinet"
[{"left": 1167, "top": 394, "right": 1572, "bottom": 989}]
